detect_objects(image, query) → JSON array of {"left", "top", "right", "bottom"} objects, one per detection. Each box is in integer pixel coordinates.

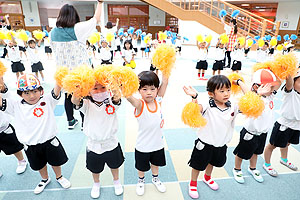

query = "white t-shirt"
[
  {"left": 256, "top": 49, "right": 268, "bottom": 63},
  {"left": 132, "top": 38, "right": 138, "bottom": 48},
  {"left": 197, "top": 98, "right": 239, "bottom": 147},
  {"left": 175, "top": 39, "right": 182, "bottom": 47},
  {"left": 140, "top": 40, "right": 146, "bottom": 48},
  {"left": 244, "top": 94, "right": 275, "bottom": 135},
  {"left": 0, "top": 112, "right": 10, "bottom": 133},
  {"left": 277, "top": 88, "right": 300, "bottom": 130},
  {"left": 135, "top": 97, "right": 164, "bottom": 152},
  {"left": 2, "top": 91, "right": 61, "bottom": 145},
  {"left": 6, "top": 45, "right": 21, "bottom": 62},
  {"left": 26, "top": 46, "right": 41, "bottom": 64},
  {"left": 224, "top": 24, "right": 232, "bottom": 35},
  {"left": 232, "top": 48, "right": 244, "bottom": 62},
  {"left": 122, "top": 49, "right": 135, "bottom": 63},
  {"left": 99, "top": 47, "right": 112, "bottom": 61},
  {"left": 79, "top": 97, "right": 120, "bottom": 154},
  {"left": 214, "top": 47, "right": 225, "bottom": 61},
  {"left": 75, "top": 18, "right": 98, "bottom": 44},
  {"left": 198, "top": 48, "right": 208, "bottom": 61},
  {"left": 115, "top": 37, "right": 121, "bottom": 46},
  {"left": 44, "top": 38, "right": 51, "bottom": 47},
  {"left": 166, "top": 38, "right": 172, "bottom": 45},
  {"left": 16, "top": 38, "right": 25, "bottom": 47}
]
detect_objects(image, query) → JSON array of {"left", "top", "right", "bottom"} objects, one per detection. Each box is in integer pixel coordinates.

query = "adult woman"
[
  {"left": 221, "top": 17, "right": 238, "bottom": 68},
  {"left": 50, "top": 1, "right": 102, "bottom": 129}
]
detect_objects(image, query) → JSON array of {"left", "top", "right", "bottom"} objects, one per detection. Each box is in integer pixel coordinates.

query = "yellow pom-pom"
[
  {"left": 88, "top": 32, "right": 99, "bottom": 44},
  {"left": 152, "top": 44, "right": 176, "bottom": 78},
  {"left": 62, "top": 65, "right": 95, "bottom": 98},
  {"left": 276, "top": 45, "right": 283, "bottom": 51},
  {"left": 270, "top": 38, "right": 277, "bottom": 46},
  {"left": 144, "top": 36, "right": 151, "bottom": 44},
  {"left": 4, "top": 31, "right": 16, "bottom": 41},
  {"left": 227, "top": 73, "right": 244, "bottom": 95},
  {"left": 158, "top": 31, "right": 167, "bottom": 41},
  {"left": 239, "top": 92, "right": 265, "bottom": 118},
  {"left": 54, "top": 66, "right": 70, "bottom": 87},
  {"left": 110, "top": 66, "right": 139, "bottom": 97},
  {"left": 205, "top": 35, "right": 212, "bottom": 43},
  {"left": 238, "top": 37, "right": 246, "bottom": 46},
  {"left": 96, "top": 32, "right": 101, "bottom": 41},
  {"left": 247, "top": 39, "right": 253, "bottom": 47},
  {"left": 94, "top": 65, "right": 114, "bottom": 86},
  {"left": 272, "top": 53, "right": 298, "bottom": 80},
  {"left": 17, "top": 30, "right": 29, "bottom": 41},
  {"left": 252, "top": 61, "right": 273, "bottom": 72},
  {"left": 125, "top": 60, "right": 136, "bottom": 69},
  {"left": 32, "top": 30, "right": 45, "bottom": 40},
  {"left": 258, "top": 39, "right": 265, "bottom": 47},
  {"left": 284, "top": 42, "right": 288, "bottom": 47},
  {"left": 220, "top": 33, "right": 229, "bottom": 44},
  {"left": 0, "top": 30, "right": 6, "bottom": 40},
  {"left": 106, "top": 32, "right": 114, "bottom": 42},
  {"left": 0, "top": 60, "right": 7, "bottom": 77},
  {"left": 196, "top": 34, "right": 204, "bottom": 43},
  {"left": 181, "top": 102, "right": 207, "bottom": 128}
]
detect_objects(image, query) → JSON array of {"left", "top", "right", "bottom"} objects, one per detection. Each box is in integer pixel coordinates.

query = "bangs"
[{"left": 138, "top": 71, "right": 160, "bottom": 89}]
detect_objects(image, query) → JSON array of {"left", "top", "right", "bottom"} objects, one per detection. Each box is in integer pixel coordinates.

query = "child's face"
[
  {"left": 21, "top": 89, "right": 42, "bottom": 105},
  {"left": 262, "top": 45, "right": 268, "bottom": 51},
  {"left": 125, "top": 43, "right": 130, "bottom": 49},
  {"left": 200, "top": 42, "right": 206, "bottom": 48},
  {"left": 29, "top": 42, "right": 36, "bottom": 48},
  {"left": 210, "top": 86, "right": 231, "bottom": 105},
  {"left": 219, "top": 43, "right": 224, "bottom": 48},
  {"left": 90, "top": 83, "right": 107, "bottom": 95},
  {"left": 102, "top": 42, "right": 107, "bottom": 48},
  {"left": 133, "top": 34, "right": 137, "bottom": 39},
  {"left": 294, "top": 77, "right": 300, "bottom": 93},
  {"left": 8, "top": 40, "right": 16, "bottom": 47},
  {"left": 139, "top": 85, "right": 158, "bottom": 103}
]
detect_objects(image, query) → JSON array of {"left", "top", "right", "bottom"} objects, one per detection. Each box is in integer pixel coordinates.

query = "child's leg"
[
  {"left": 14, "top": 150, "right": 24, "bottom": 161},
  {"left": 52, "top": 165, "right": 62, "bottom": 179},
  {"left": 198, "top": 69, "right": 201, "bottom": 78},
  {"left": 234, "top": 155, "right": 243, "bottom": 170},
  {"left": 111, "top": 168, "right": 119, "bottom": 181},
  {"left": 249, "top": 154, "right": 258, "bottom": 169},
  {"left": 204, "top": 164, "right": 213, "bottom": 177},
  {"left": 52, "top": 165, "right": 71, "bottom": 188},
  {"left": 151, "top": 164, "right": 159, "bottom": 176},
  {"left": 91, "top": 173, "right": 101, "bottom": 198},
  {"left": 92, "top": 173, "right": 100, "bottom": 183},
  {"left": 264, "top": 143, "right": 276, "bottom": 164},
  {"left": 35, "top": 72, "right": 39, "bottom": 78},
  {"left": 280, "top": 145, "right": 289, "bottom": 160},
  {"left": 39, "top": 70, "right": 45, "bottom": 80},
  {"left": 203, "top": 164, "right": 218, "bottom": 190},
  {"left": 14, "top": 150, "right": 27, "bottom": 174},
  {"left": 39, "top": 165, "right": 49, "bottom": 179},
  {"left": 218, "top": 70, "right": 221, "bottom": 75},
  {"left": 212, "top": 70, "right": 216, "bottom": 75}
]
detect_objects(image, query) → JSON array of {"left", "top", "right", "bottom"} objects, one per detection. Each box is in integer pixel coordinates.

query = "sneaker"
[
  {"left": 198, "top": 77, "right": 203, "bottom": 80},
  {"left": 152, "top": 177, "right": 166, "bottom": 193},
  {"left": 34, "top": 178, "right": 51, "bottom": 194},
  {"left": 263, "top": 164, "right": 278, "bottom": 177},
  {"left": 232, "top": 169, "right": 245, "bottom": 183},
  {"left": 202, "top": 77, "right": 208, "bottom": 80},
  {"left": 91, "top": 184, "right": 100, "bottom": 199},
  {"left": 57, "top": 176, "right": 71, "bottom": 189},
  {"left": 280, "top": 160, "right": 298, "bottom": 171},
  {"left": 203, "top": 177, "right": 219, "bottom": 190},
  {"left": 188, "top": 184, "right": 199, "bottom": 199},
  {"left": 136, "top": 179, "right": 145, "bottom": 196},
  {"left": 68, "top": 119, "right": 79, "bottom": 129},
  {"left": 16, "top": 160, "right": 27, "bottom": 174},
  {"left": 114, "top": 183, "right": 123, "bottom": 196},
  {"left": 247, "top": 167, "right": 264, "bottom": 183}
]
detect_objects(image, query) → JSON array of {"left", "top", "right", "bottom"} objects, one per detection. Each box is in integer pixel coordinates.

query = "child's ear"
[
  {"left": 208, "top": 91, "right": 214, "bottom": 97},
  {"left": 41, "top": 90, "right": 44, "bottom": 96}
]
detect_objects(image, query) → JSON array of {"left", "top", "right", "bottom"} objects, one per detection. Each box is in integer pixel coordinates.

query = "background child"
[
  {"left": 212, "top": 40, "right": 225, "bottom": 75},
  {"left": 232, "top": 69, "right": 281, "bottom": 184},
  {"left": 26, "top": 38, "right": 45, "bottom": 81},
  {"left": 99, "top": 40, "right": 112, "bottom": 65},
  {"left": 0, "top": 74, "right": 71, "bottom": 194},
  {"left": 256, "top": 42, "right": 269, "bottom": 63},
  {"left": 126, "top": 71, "right": 169, "bottom": 196},
  {"left": 196, "top": 41, "right": 210, "bottom": 80},
  {"left": 183, "top": 75, "right": 239, "bottom": 199},
  {"left": 263, "top": 71, "right": 300, "bottom": 176},
  {"left": 175, "top": 35, "right": 183, "bottom": 56},
  {"left": 44, "top": 35, "right": 52, "bottom": 59},
  {"left": 140, "top": 33, "right": 146, "bottom": 58},
  {"left": 86, "top": 40, "right": 96, "bottom": 67},
  {"left": 114, "top": 35, "right": 122, "bottom": 57},
  {"left": 122, "top": 40, "right": 136, "bottom": 68},
  {"left": 71, "top": 83, "right": 124, "bottom": 199},
  {"left": 231, "top": 42, "right": 245, "bottom": 73},
  {"left": 131, "top": 33, "right": 139, "bottom": 54}
]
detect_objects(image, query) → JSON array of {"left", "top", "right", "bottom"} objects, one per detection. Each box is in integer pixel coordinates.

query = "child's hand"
[
  {"left": 183, "top": 86, "right": 198, "bottom": 97},
  {"left": 0, "top": 77, "right": 4, "bottom": 91},
  {"left": 257, "top": 83, "right": 272, "bottom": 96}
]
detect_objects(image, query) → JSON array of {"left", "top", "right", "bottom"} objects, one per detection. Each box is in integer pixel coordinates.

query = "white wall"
[
  {"left": 39, "top": 8, "right": 48, "bottom": 26},
  {"left": 149, "top": 5, "right": 165, "bottom": 26},
  {"left": 276, "top": 1, "right": 300, "bottom": 30},
  {"left": 21, "top": 0, "right": 41, "bottom": 26}
]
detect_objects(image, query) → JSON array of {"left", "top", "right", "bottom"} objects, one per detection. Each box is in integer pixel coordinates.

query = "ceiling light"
[
  {"left": 259, "top": 9, "right": 265, "bottom": 11},
  {"left": 241, "top": 4, "right": 249, "bottom": 6}
]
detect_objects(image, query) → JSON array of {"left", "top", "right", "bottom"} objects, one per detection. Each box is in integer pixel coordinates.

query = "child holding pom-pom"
[
  {"left": 98, "top": 40, "right": 112, "bottom": 65},
  {"left": 232, "top": 69, "right": 281, "bottom": 184},
  {"left": 231, "top": 42, "right": 245, "bottom": 73},
  {"left": 122, "top": 40, "right": 136, "bottom": 69},
  {"left": 126, "top": 71, "right": 169, "bottom": 196},
  {"left": 212, "top": 39, "right": 225, "bottom": 75},
  {"left": 196, "top": 40, "right": 210, "bottom": 80},
  {"left": 183, "top": 75, "right": 239, "bottom": 199},
  {"left": 263, "top": 70, "right": 300, "bottom": 177},
  {"left": 71, "top": 82, "right": 124, "bottom": 199},
  {"left": 256, "top": 41, "right": 269, "bottom": 63}
]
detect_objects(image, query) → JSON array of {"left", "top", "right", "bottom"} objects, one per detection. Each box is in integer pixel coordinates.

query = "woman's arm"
[{"left": 94, "top": 1, "right": 103, "bottom": 24}]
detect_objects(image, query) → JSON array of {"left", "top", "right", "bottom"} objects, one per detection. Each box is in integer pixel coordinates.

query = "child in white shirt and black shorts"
[
  {"left": 212, "top": 40, "right": 225, "bottom": 75},
  {"left": 26, "top": 38, "right": 45, "bottom": 81}
]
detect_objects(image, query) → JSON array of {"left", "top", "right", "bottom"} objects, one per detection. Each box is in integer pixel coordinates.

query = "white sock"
[
  {"left": 113, "top": 179, "right": 120, "bottom": 185},
  {"left": 18, "top": 159, "right": 26, "bottom": 164},
  {"left": 93, "top": 182, "right": 100, "bottom": 188}
]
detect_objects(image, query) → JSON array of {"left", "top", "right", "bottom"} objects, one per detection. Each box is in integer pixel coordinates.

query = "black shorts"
[
  {"left": 212, "top": 60, "right": 224, "bottom": 71},
  {"left": 86, "top": 143, "right": 124, "bottom": 174},
  {"left": 24, "top": 137, "right": 68, "bottom": 171},
  {"left": 0, "top": 124, "right": 23, "bottom": 155},
  {"left": 115, "top": 45, "right": 121, "bottom": 52},
  {"left": 11, "top": 61, "right": 25, "bottom": 73},
  {"left": 231, "top": 60, "right": 242, "bottom": 71},
  {"left": 196, "top": 60, "right": 208, "bottom": 70},
  {"left": 19, "top": 46, "right": 26, "bottom": 52},
  {"left": 189, "top": 139, "right": 227, "bottom": 171},
  {"left": 133, "top": 48, "right": 138, "bottom": 53},
  {"left": 101, "top": 60, "right": 112, "bottom": 65},
  {"left": 269, "top": 48, "right": 274, "bottom": 55},
  {"left": 141, "top": 47, "right": 146, "bottom": 51},
  {"left": 233, "top": 128, "right": 267, "bottom": 160},
  {"left": 31, "top": 61, "right": 44, "bottom": 72},
  {"left": 150, "top": 64, "right": 157, "bottom": 71},
  {"left": 177, "top": 46, "right": 182, "bottom": 52},
  {"left": 269, "top": 121, "right": 300, "bottom": 148},
  {"left": 45, "top": 46, "right": 52, "bottom": 53},
  {"left": 244, "top": 48, "right": 250, "bottom": 55},
  {"left": 135, "top": 148, "right": 166, "bottom": 172}
]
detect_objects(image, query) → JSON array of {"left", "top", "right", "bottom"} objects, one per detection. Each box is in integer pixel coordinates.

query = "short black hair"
[
  {"left": 206, "top": 75, "right": 231, "bottom": 93},
  {"left": 56, "top": 4, "right": 80, "bottom": 28},
  {"left": 106, "top": 21, "right": 113, "bottom": 29},
  {"left": 28, "top": 39, "right": 36, "bottom": 45},
  {"left": 264, "top": 42, "right": 269, "bottom": 47},
  {"left": 17, "top": 86, "right": 43, "bottom": 96},
  {"left": 138, "top": 71, "right": 160, "bottom": 89},
  {"left": 123, "top": 40, "right": 133, "bottom": 50}
]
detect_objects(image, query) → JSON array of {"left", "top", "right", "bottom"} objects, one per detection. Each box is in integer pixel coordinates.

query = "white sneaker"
[
  {"left": 136, "top": 179, "right": 145, "bottom": 196},
  {"left": 16, "top": 160, "right": 27, "bottom": 174},
  {"left": 91, "top": 184, "right": 100, "bottom": 199},
  {"left": 114, "top": 183, "right": 123, "bottom": 196},
  {"left": 263, "top": 164, "right": 278, "bottom": 177},
  {"left": 280, "top": 160, "right": 298, "bottom": 171},
  {"left": 247, "top": 167, "right": 264, "bottom": 183},
  {"left": 232, "top": 169, "right": 245, "bottom": 183},
  {"left": 34, "top": 178, "right": 51, "bottom": 194},
  {"left": 57, "top": 176, "right": 71, "bottom": 189},
  {"left": 152, "top": 177, "right": 166, "bottom": 193}
]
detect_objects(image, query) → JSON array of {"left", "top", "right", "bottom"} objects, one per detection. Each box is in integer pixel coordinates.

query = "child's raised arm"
[
  {"left": 53, "top": 84, "right": 62, "bottom": 98},
  {"left": 285, "top": 75, "right": 294, "bottom": 91},
  {"left": 126, "top": 95, "right": 142, "bottom": 112},
  {"left": 157, "top": 75, "right": 169, "bottom": 97},
  {"left": 233, "top": 79, "right": 250, "bottom": 94},
  {"left": 71, "top": 95, "right": 81, "bottom": 107},
  {"left": 183, "top": 85, "right": 203, "bottom": 112}
]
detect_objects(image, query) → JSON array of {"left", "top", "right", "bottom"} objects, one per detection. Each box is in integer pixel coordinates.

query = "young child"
[
  {"left": 132, "top": 33, "right": 139, "bottom": 54},
  {"left": 122, "top": 40, "right": 136, "bottom": 69},
  {"left": 183, "top": 75, "right": 239, "bottom": 199},
  {"left": 86, "top": 40, "right": 96, "bottom": 67},
  {"left": 0, "top": 74, "right": 71, "bottom": 194},
  {"left": 99, "top": 40, "right": 112, "bottom": 65},
  {"left": 145, "top": 34, "right": 152, "bottom": 58},
  {"left": 71, "top": 83, "right": 124, "bottom": 198},
  {"left": 16, "top": 38, "right": 27, "bottom": 59},
  {"left": 232, "top": 69, "right": 281, "bottom": 184},
  {"left": 26, "top": 38, "right": 45, "bottom": 81},
  {"left": 212, "top": 40, "right": 225, "bottom": 75},
  {"left": 149, "top": 40, "right": 159, "bottom": 75},
  {"left": 126, "top": 71, "right": 169, "bottom": 196},
  {"left": 165, "top": 36, "right": 172, "bottom": 45},
  {"left": 114, "top": 35, "right": 122, "bottom": 57},
  {"left": 231, "top": 42, "right": 245, "bottom": 73},
  {"left": 263, "top": 70, "right": 300, "bottom": 176},
  {"left": 256, "top": 42, "right": 269, "bottom": 63},
  {"left": 196, "top": 41, "right": 210, "bottom": 80},
  {"left": 175, "top": 35, "right": 183, "bottom": 56},
  {"left": 0, "top": 77, "right": 27, "bottom": 176},
  {"left": 140, "top": 33, "right": 147, "bottom": 58},
  {"left": 44, "top": 35, "right": 52, "bottom": 59}
]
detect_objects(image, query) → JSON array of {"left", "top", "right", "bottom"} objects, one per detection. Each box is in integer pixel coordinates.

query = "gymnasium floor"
[{"left": 0, "top": 46, "right": 300, "bottom": 200}]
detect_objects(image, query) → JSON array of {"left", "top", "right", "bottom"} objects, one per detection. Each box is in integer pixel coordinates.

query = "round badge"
[{"left": 105, "top": 105, "right": 115, "bottom": 115}]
